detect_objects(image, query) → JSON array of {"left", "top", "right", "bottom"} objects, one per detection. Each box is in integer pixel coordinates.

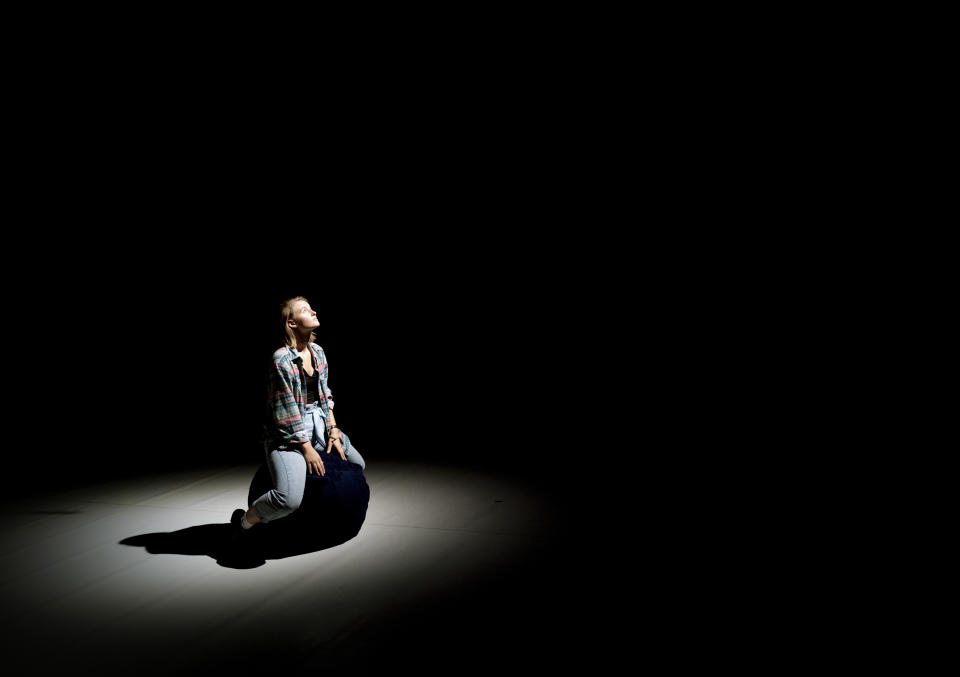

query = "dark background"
[
  {"left": 0, "top": 42, "right": 631, "bottom": 508},
  {"left": 3, "top": 229, "right": 615, "bottom": 504}
]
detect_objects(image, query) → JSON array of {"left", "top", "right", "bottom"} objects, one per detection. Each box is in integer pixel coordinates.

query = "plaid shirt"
[{"left": 262, "top": 343, "right": 336, "bottom": 451}]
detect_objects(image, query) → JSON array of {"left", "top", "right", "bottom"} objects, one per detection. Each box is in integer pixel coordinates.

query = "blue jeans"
[{"left": 252, "top": 402, "right": 366, "bottom": 522}]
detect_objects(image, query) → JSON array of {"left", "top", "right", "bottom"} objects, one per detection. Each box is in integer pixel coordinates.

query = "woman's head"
[{"left": 281, "top": 296, "right": 319, "bottom": 347}]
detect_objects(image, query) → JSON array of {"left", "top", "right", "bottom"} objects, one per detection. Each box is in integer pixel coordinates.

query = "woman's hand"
[
  {"left": 303, "top": 443, "right": 325, "bottom": 477},
  {"left": 326, "top": 430, "right": 347, "bottom": 461}
]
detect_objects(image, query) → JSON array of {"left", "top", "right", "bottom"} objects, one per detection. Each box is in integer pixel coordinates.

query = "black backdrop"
[{"left": 3, "top": 235, "right": 603, "bottom": 502}]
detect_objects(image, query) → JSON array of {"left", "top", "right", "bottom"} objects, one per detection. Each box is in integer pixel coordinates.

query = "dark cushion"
[{"left": 246, "top": 451, "right": 370, "bottom": 558}]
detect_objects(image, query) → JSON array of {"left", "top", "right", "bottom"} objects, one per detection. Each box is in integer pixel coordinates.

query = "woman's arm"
[
  {"left": 268, "top": 359, "right": 310, "bottom": 447},
  {"left": 318, "top": 348, "right": 336, "bottom": 428},
  {"left": 326, "top": 408, "right": 338, "bottom": 434},
  {"left": 318, "top": 348, "right": 345, "bottom": 457}
]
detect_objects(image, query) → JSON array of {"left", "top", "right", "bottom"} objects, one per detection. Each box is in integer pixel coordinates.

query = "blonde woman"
[{"left": 231, "top": 296, "right": 366, "bottom": 533}]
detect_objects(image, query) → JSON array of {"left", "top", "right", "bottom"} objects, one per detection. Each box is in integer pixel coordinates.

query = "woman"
[{"left": 231, "top": 295, "right": 366, "bottom": 533}]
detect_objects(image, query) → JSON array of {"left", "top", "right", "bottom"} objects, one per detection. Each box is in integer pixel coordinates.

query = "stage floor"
[{"left": 0, "top": 460, "right": 581, "bottom": 675}]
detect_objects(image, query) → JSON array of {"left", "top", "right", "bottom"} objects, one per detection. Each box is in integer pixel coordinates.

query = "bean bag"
[{"left": 245, "top": 448, "right": 370, "bottom": 559}]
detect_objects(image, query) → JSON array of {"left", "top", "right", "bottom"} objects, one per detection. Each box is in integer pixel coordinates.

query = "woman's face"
[{"left": 290, "top": 301, "right": 320, "bottom": 331}]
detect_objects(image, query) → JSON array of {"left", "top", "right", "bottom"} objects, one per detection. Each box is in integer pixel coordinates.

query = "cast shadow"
[
  {"left": 119, "top": 457, "right": 370, "bottom": 569},
  {"left": 119, "top": 517, "right": 363, "bottom": 569}
]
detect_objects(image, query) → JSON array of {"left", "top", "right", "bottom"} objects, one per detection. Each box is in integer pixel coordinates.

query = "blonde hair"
[{"left": 281, "top": 296, "right": 316, "bottom": 347}]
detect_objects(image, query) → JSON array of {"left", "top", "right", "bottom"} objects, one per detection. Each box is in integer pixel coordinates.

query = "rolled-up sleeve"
[{"left": 267, "top": 359, "right": 309, "bottom": 445}]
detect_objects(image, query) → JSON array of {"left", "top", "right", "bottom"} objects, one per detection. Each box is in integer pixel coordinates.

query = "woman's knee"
[
  {"left": 268, "top": 487, "right": 303, "bottom": 514},
  {"left": 348, "top": 448, "right": 366, "bottom": 470}
]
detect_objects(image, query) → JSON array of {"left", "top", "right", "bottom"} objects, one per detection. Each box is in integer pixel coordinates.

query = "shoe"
[
  {"left": 219, "top": 514, "right": 265, "bottom": 569},
  {"left": 230, "top": 508, "right": 246, "bottom": 531}
]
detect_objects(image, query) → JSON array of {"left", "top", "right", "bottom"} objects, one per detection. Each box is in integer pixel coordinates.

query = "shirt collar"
[{"left": 288, "top": 344, "right": 316, "bottom": 363}]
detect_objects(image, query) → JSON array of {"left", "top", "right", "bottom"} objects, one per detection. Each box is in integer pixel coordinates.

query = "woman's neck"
[{"left": 293, "top": 335, "right": 311, "bottom": 353}]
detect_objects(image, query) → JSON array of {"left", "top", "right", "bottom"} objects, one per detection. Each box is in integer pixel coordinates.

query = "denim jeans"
[{"left": 251, "top": 402, "right": 366, "bottom": 523}]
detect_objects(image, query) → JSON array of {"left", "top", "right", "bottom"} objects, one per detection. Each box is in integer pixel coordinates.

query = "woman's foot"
[{"left": 220, "top": 513, "right": 265, "bottom": 568}]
